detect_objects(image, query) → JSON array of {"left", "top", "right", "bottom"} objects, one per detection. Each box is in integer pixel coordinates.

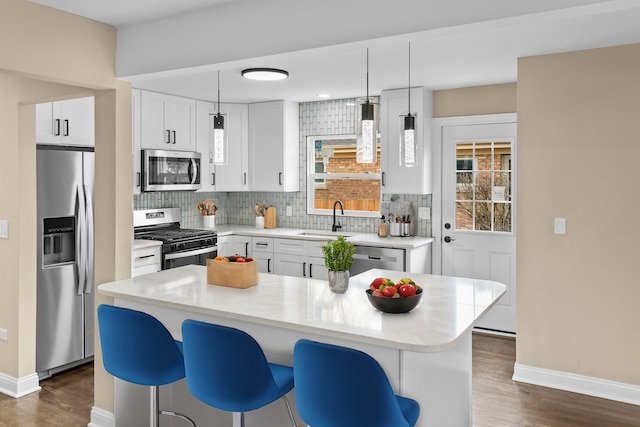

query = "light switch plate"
[
  {"left": 0, "top": 328, "right": 7, "bottom": 341},
  {"left": 286, "top": 206, "right": 293, "bottom": 217},
  {"left": 0, "top": 220, "right": 8, "bottom": 239},
  {"left": 554, "top": 218, "right": 566, "bottom": 235}
]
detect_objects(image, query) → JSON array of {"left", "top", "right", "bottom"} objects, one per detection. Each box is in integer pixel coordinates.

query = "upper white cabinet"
[
  {"left": 379, "top": 87, "right": 432, "bottom": 194},
  {"left": 196, "top": 100, "right": 249, "bottom": 192},
  {"left": 36, "top": 96, "right": 94, "bottom": 146},
  {"left": 248, "top": 101, "right": 299, "bottom": 192},
  {"left": 132, "top": 89, "right": 142, "bottom": 195},
  {"left": 140, "top": 91, "right": 196, "bottom": 151}
]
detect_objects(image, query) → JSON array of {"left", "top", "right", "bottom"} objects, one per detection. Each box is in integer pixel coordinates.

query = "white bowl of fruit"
[{"left": 365, "top": 277, "right": 423, "bottom": 313}]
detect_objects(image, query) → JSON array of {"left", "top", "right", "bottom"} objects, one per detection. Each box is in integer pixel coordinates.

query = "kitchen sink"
[{"left": 297, "top": 230, "right": 358, "bottom": 238}]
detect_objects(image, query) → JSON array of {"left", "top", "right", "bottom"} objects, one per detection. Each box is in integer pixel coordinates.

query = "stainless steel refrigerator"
[{"left": 36, "top": 146, "right": 94, "bottom": 377}]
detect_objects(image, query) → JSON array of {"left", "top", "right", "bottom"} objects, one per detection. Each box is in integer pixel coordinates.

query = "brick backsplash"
[{"left": 134, "top": 98, "right": 432, "bottom": 237}]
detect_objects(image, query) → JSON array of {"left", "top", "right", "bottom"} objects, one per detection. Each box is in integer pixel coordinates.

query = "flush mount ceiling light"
[{"left": 241, "top": 68, "right": 289, "bottom": 81}]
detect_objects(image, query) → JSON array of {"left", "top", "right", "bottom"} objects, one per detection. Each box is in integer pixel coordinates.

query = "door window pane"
[{"left": 455, "top": 140, "right": 512, "bottom": 232}]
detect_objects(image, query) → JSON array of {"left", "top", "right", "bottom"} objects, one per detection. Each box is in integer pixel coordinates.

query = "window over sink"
[{"left": 306, "top": 134, "right": 381, "bottom": 217}]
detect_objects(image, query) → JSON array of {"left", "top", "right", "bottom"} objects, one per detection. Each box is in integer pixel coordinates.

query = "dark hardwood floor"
[{"left": 1, "top": 333, "right": 639, "bottom": 426}]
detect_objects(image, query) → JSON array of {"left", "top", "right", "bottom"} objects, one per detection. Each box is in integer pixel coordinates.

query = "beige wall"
[
  {"left": 0, "top": 0, "right": 131, "bottom": 414},
  {"left": 434, "top": 83, "right": 517, "bottom": 117},
  {"left": 517, "top": 44, "right": 640, "bottom": 384}
]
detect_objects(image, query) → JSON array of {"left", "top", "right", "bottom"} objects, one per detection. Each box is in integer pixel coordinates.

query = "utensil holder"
[
  {"left": 256, "top": 216, "right": 265, "bottom": 228},
  {"left": 203, "top": 215, "right": 215, "bottom": 229}
]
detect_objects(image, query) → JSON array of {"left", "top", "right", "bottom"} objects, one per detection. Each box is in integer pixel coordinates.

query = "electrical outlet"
[
  {"left": 0, "top": 220, "right": 8, "bottom": 239},
  {"left": 0, "top": 328, "right": 7, "bottom": 341},
  {"left": 418, "top": 207, "right": 431, "bottom": 220},
  {"left": 286, "top": 206, "right": 293, "bottom": 217},
  {"left": 554, "top": 218, "right": 566, "bottom": 235}
]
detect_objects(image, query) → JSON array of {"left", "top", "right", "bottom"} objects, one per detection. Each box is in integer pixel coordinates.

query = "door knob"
[{"left": 444, "top": 236, "right": 455, "bottom": 243}]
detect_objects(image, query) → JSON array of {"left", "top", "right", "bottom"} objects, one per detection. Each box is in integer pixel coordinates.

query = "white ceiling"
[{"left": 30, "top": 0, "right": 640, "bottom": 104}]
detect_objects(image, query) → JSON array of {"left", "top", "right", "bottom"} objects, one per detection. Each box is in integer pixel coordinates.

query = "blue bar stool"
[
  {"left": 181, "top": 320, "right": 297, "bottom": 427},
  {"left": 97, "top": 304, "right": 196, "bottom": 427},
  {"left": 293, "top": 339, "right": 420, "bottom": 427}
]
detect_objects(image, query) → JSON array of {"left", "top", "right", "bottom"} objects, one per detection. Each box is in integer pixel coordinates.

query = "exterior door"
[{"left": 441, "top": 120, "right": 517, "bottom": 333}]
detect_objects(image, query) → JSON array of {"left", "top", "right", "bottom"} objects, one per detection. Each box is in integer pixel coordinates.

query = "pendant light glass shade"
[
  {"left": 400, "top": 42, "right": 415, "bottom": 168},
  {"left": 400, "top": 114, "right": 415, "bottom": 167},
  {"left": 212, "top": 70, "right": 227, "bottom": 165},
  {"left": 356, "top": 49, "right": 376, "bottom": 164},
  {"left": 212, "top": 112, "right": 227, "bottom": 165}
]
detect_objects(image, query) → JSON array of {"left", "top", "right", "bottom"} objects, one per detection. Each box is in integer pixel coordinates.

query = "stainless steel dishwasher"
[{"left": 350, "top": 245, "right": 405, "bottom": 275}]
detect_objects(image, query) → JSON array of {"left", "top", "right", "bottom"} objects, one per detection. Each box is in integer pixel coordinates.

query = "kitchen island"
[{"left": 98, "top": 265, "right": 506, "bottom": 427}]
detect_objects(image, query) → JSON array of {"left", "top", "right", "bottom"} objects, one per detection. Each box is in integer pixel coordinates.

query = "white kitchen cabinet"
[
  {"left": 273, "top": 238, "right": 329, "bottom": 279},
  {"left": 36, "top": 96, "right": 94, "bottom": 146},
  {"left": 132, "top": 240, "right": 162, "bottom": 277},
  {"left": 216, "top": 236, "right": 229, "bottom": 257},
  {"left": 252, "top": 237, "right": 274, "bottom": 274},
  {"left": 196, "top": 100, "right": 249, "bottom": 192},
  {"left": 229, "top": 235, "right": 251, "bottom": 259},
  {"left": 379, "top": 87, "right": 432, "bottom": 194},
  {"left": 248, "top": 101, "right": 299, "bottom": 192},
  {"left": 140, "top": 90, "right": 196, "bottom": 151},
  {"left": 132, "top": 89, "right": 142, "bottom": 195}
]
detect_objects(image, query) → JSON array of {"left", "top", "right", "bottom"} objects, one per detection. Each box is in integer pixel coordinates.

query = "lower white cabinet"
[
  {"left": 216, "top": 236, "right": 229, "bottom": 258},
  {"left": 273, "top": 238, "right": 328, "bottom": 279},
  {"left": 132, "top": 240, "right": 162, "bottom": 277},
  {"left": 230, "top": 235, "right": 251, "bottom": 258},
  {"left": 251, "top": 237, "right": 274, "bottom": 274}
]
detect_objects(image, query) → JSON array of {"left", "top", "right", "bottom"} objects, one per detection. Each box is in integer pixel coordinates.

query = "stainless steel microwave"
[{"left": 142, "top": 149, "right": 201, "bottom": 192}]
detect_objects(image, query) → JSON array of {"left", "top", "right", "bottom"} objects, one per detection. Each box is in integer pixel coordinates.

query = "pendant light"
[
  {"left": 400, "top": 42, "right": 415, "bottom": 167},
  {"left": 213, "top": 70, "right": 227, "bottom": 165},
  {"left": 356, "top": 48, "right": 376, "bottom": 164}
]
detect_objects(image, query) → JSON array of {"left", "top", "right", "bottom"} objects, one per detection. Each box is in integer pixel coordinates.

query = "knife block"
[{"left": 264, "top": 207, "right": 276, "bottom": 229}]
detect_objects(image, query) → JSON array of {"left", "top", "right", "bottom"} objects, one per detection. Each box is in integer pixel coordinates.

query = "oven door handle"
[{"left": 164, "top": 246, "right": 217, "bottom": 260}]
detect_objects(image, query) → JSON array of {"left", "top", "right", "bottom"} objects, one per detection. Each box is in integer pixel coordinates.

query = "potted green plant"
[{"left": 321, "top": 235, "right": 355, "bottom": 293}]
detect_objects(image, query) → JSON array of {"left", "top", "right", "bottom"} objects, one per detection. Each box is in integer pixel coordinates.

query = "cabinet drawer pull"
[{"left": 136, "top": 254, "right": 155, "bottom": 260}]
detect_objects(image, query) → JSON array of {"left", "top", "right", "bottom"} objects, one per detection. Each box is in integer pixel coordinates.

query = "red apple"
[
  {"left": 382, "top": 286, "right": 397, "bottom": 298},
  {"left": 398, "top": 284, "right": 417, "bottom": 297},
  {"left": 372, "top": 289, "right": 384, "bottom": 297},
  {"left": 369, "top": 277, "right": 389, "bottom": 291}
]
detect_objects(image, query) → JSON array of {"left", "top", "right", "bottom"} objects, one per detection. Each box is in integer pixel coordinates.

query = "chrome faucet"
[{"left": 332, "top": 200, "right": 344, "bottom": 232}]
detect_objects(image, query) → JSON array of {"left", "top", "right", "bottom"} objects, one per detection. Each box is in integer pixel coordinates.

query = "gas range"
[{"left": 134, "top": 208, "right": 217, "bottom": 269}]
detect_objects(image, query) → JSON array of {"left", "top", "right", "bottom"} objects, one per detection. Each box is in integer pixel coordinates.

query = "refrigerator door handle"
[
  {"left": 76, "top": 185, "right": 87, "bottom": 296},
  {"left": 83, "top": 184, "right": 94, "bottom": 294}
]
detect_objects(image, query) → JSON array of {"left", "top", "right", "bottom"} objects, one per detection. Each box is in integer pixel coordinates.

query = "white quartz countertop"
[
  {"left": 98, "top": 265, "right": 505, "bottom": 352},
  {"left": 210, "top": 224, "right": 434, "bottom": 249},
  {"left": 133, "top": 239, "right": 163, "bottom": 249}
]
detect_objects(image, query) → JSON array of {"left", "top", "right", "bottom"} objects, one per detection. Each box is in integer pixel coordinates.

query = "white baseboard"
[
  {"left": 513, "top": 363, "right": 640, "bottom": 406},
  {"left": 0, "top": 371, "right": 41, "bottom": 398},
  {"left": 88, "top": 406, "right": 114, "bottom": 427}
]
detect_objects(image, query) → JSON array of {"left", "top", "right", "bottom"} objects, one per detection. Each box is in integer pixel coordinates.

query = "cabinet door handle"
[
  {"left": 211, "top": 173, "right": 215, "bottom": 186},
  {"left": 244, "top": 172, "right": 247, "bottom": 186},
  {"left": 279, "top": 172, "right": 283, "bottom": 186},
  {"left": 381, "top": 171, "right": 386, "bottom": 186},
  {"left": 267, "top": 258, "right": 271, "bottom": 273},
  {"left": 303, "top": 262, "right": 307, "bottom": 277},
  {"left": 172, "top": 130, "right": 177, "bottom": 144},
  {"left": 245, "top": 242, "right": 249, "bottom": 258},
  {"left": 54, "top": 119, "right": 61, "bottom": 136},
  {"left": 309, "top": 263, "right": 313, "bottom": 278},
  {"left": 136, "top": 172, "right": 141, "bottom": 188},
  {"left": 63, "top": 120, "right": 69, "bottom": 137},
  {"left": 166, "top": 130, "right": 171, "bottom": 144}
]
